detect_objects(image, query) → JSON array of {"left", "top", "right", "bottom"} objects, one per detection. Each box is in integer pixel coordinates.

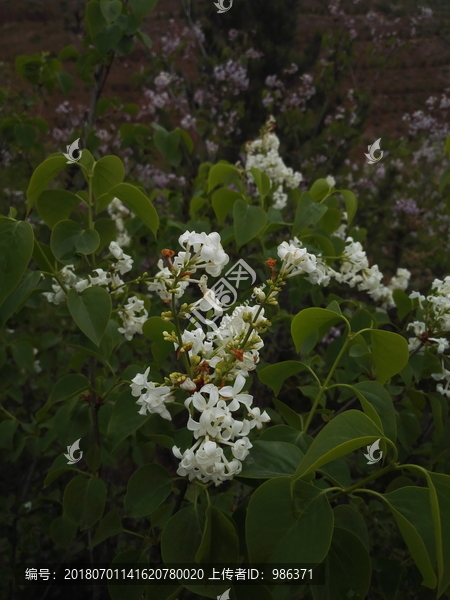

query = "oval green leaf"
[
  {"left": 67, "top": 286, "right": 111, "bottom": 346},
  {"left": 246, "top": 477, "right": 333, "bottom": 564},
  {"left": 370, "top": 329, "right": 409, "bottom": 385},
  {"left": 51, "top": 219, "right": 100, "bottom": 263},
  {"left": 124, "top": 463, "right": 172, "bottom": 518},
  {"left": 0, "top": 218, "right": 34, "bottom": 306},
  {"left": 233, "top": 199, "right": 267, "bottom": 249},
  {"left": 109, "top": 182, "right": 159, "bottom": 237}
]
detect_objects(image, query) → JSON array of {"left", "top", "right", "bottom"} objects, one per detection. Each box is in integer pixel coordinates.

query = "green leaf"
[
  {"left": 293, "top": 410, "right": 384, "bottom": 479},
  {"left": 100, "top": 0, "right": 122, "bottom": 23},
  {"left": 67, "top": 287, "right": 111, "bottom": 346},
  {"left": 63, "top": 475, "right": 107, "bottom": 529},
  {"left": 129, "top": 0, "right": 158, "bottom": 20},
  {"left": 49, "top": 374, "right": 90, "bottom": 404},
  {"left": 93, "top": 23, "right": 122, "bottom": 56},
  {"left": 353, "top": 381, "right": 397, "bottom": 443},
  {"left": 258, "top": 361, "right": 312, "bottom": 396},
  {"left": 85, "top": 0, "right": 107, "bottom": 37},
  {"left": 212, "top": 188, "right": 242, "bottom": 225},
  {"left": 208, "top": 163, "right": 240, "bottom": 193},
  {"left": 56, "top": 71, "right": 74, "bottom": 94},
  {"left": 109, "top": 183, "right": 159, "bottom": 237},
  {"left": 272, "top": 398, "right": 303, "bottom": 430},
  {"left": 91, "top": 508, "right": 124, "bottom": 547},
  {"left": 189, "top": 196, "right": 206, "bottom": 219},
  {"left": 370, "top": 329, "right": 409, "bottom": 385},
  {"left": 383, "top": 486, "right": 437, "bottom": 589},
  {"left": 312, "top": 527, "right": 371, "bottom": 600},
  {"left": 339, "top": 189, "right": 358, "bottom": 227},
  {"left": 292, "top": 192, "right": 328, "bottom": 235},
  {"left": 26, "top": 155, "right": 67, "bottom": 213},
  {"left": 94, "top": 218, "right": 117, "bottom": 253},
  {"left": 428, "top": 473, "right": 450, "bottom": 596},
  {"left": 239, "top": 440, "right": 303, "bottom": 479},
  {"left": 36, "top": 189, "right": 81, "bottom": 229},
  {"left": 142, "top": 317, "right": 175, "bottom": 364},
  {"left": 333, "top": 505, "right": 370, "bottom": 551},
  {"left": 136, "top": 30, "right": 152, "bottom": 49},
  {"left": 260, "top": 425, "right": 312, "bottom": 451},
  {"left": 233, "top": 199, "right": 267, "bottom": 249},
  {"left": 50, "top": 515, "right": 77, "bottom": 549},
  {"left": 14, "top": 123, "right": 37, "bottom": 149},
  {"left": 124, "top": 463, "right": 172, "bottom": 518},
  {"left": 0, "top": 269, "right": 41, "bottom": 327},
  {"left": 161, "top": 503, "right": 206, "bottom": 563},
  {"left": 291, "top": 308, "right": 345, "bottom": 353},
  {"left": 153, "top": 129, "right": 181, "bottom": 166},
  {"left": 51, "top": 219, "right": 100, "bottom": 263},
  {"left": 108, "top": 550, "right": 147, "bottom": 600},
  {"left": 195, "top": 504, "right": 239, "bottom": 564},
  {"left": 92, "top": 156, "right": 124, "bottom": 197},
  {"left": 107, "top": 389, "right": 150, "bottom": 450},
  {"left": 310, "top": 178, "right": 330, "bottom": 202},
  {"left": 0, "top": 419, "right": 19, "bottom": 449},
  {"left": 445, "top": 134, "right": 450, "bottom": 156},
  {"left": 0, "top": 218, "right": 34, "bottom": 305},
  {"left": 248, "top": 167, "right": 271, "bottom": 199},
  {"left": 12, "top": 340, "right": 35, "bottom": 371},
  {"left": 246, "top": 477, "right": 333, "bottom": 563},
  {"left": 393, "top": 289, "right": 413, "bottom": 320}
]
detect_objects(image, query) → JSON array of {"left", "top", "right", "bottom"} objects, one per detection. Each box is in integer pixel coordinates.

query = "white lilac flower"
[
  {"left": 432, "top": 367, "right": 450, "bottom": 398},
  {"left": 245, "top": 119, "right": 303, "bottom": 211},
  {"left": 107, "top": 198, "right": 133, "bottom": 247},
  {"left": 118, "top": 296, "right": 148, "bottom": 340},
  {"left": 171, "top": 377, "right": 270, "bottom": 486},
  {"left": 219, "top": 373, "right": 253, "bottom": 408},
  {"left": 326, "top": 175, "right": 336, "bottom": 188},
  {"left": 178, "top": 231, "right": 229, "bottom": 276},
  {"left": 277, "top": 241, "right": 317, "bottom": 277},
  {"left": 109, "top": 241, "right": 133, "bottom": 275},
  {"left": 131, "top": 366, "right": 175, "bottom": 420}
]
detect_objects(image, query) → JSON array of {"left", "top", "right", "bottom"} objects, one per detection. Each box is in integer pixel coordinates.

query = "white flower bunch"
[
  {"left": 107, "top": 198, "right": 134, "bottom": 247},
  {"left": 118, "top": 296, "right": 148, "bottom": 341},
  {"left": 285, "top": 236, "right": 411, "bottom": 310},
  {"left": 432, "top": 366, "right": 450, "bottom": 399},
  {"left": 43, "top": 241, "right": 133, "bottom": 307},
  {"left": 42, "top": 241, "right": 144, "bottom": 340},
  {"left": 245, "top": 116, "right": 303, "bottom": 210},
  {"left": 172, "top": 374, "right": 269, "bottom": 486},
  {"left": 131, "top": 367, "right": 175, "bottom": 420},
  {"left": 406, "top": 276, "right": 450, "bottom": 358},
  {"left": 147, "top": 231, "right": 230, "bottom": 303}
]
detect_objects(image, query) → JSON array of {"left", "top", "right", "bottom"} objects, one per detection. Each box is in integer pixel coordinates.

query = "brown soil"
[{"left": 1, "top": 0, "right": 449, "bottom": 150}]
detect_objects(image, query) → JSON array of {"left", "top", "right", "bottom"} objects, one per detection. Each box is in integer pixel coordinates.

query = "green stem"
[
  {"left": 327, "top": 462, "right": 398, "bottom": 502},
  {"left": 87, "top": 173, "right": 96, "bottom": 268},
  {"left": 40, "top": 256, "right": 69, "bottom": 295},
  {"left": 0, "top": 404, "right": 18, "bottom": 421},
  {"left": 172, "top": 292, "right": 192, "bottom": 377},
  {"left": 123, "top": 529, "right": 147, "bottom": 540},
  {"left": 303, "top": 321, "right": 352, "bottom": 433}
]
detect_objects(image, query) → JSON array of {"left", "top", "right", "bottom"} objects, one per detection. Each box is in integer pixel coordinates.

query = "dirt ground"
[{"left": 1, "top": 0, "right": 449, "bottom": 149}]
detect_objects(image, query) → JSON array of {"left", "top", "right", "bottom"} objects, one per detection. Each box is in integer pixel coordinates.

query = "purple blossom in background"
[
  {"left": 213, "top": 60, "right": 249, "bottom": 94},
  {"left": 393, "top": 199, "right": 421, "bottom": 216}
]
